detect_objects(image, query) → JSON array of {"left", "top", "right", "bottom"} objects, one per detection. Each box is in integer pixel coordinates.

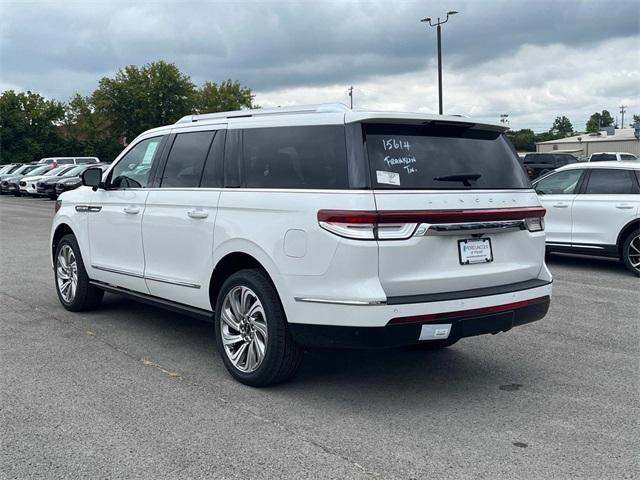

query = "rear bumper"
[{"left": 290, "top": 295, "right": 550, "bottom": 348}]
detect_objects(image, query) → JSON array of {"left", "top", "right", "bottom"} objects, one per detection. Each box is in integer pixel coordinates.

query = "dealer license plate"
[{"left": 458, "top": 238, "right": 493, "bottom": 265}]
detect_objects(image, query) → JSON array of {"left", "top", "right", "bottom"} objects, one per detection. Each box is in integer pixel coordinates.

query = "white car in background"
[
  {"left": 533, "top": 161, "right": 640, "bottom": 276},
  {"left": 19, "top": 165, "right": 77, "bottom": 196},
  {"left": 588, "top": 152, "right": 638, "bottom": 162}
]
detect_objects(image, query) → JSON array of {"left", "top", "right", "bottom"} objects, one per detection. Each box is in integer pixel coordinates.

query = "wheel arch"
[
  {"left": 617, "top": 219, "right": 640, "bottom": 255},
  {"left": 208, "top": 251, "right": 282, "bottom": 314},
  {"left": 51, "top": 223, "right": 75, "bottom": 262}
]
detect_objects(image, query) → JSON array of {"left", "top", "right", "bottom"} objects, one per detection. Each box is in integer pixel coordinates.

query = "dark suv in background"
[{"left": 522, "top": 153, "right": 579, "bottom": 179}]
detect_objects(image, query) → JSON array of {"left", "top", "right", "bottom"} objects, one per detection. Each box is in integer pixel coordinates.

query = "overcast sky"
[{"left": 1, "top": 0, "right": 638, "bottom": 131}]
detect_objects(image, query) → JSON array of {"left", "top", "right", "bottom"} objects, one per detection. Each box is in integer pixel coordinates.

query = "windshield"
[
  {"left": 364, "top": 123, "right": 530, "bottom": 190},
  {"left": 65, "top": 165, "right": 86, "bottom": 176},
  {"left": 46, "top": 166, "right": 72, "bottom": 176},
  {"left": 24, "top": 166, "right": 49, "bottom": 176}
]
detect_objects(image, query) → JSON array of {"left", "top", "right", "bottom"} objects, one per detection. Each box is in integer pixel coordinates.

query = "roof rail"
[{"left": 175, "top": 103, "right": 350, "bottom": 124}]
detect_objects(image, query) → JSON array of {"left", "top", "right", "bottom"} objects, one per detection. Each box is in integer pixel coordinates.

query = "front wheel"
[
  {"left": 54, "top": 234, "right": 104, "bottom": 311},
  {"left": 622, "top": 230, "right": 640, "bottom": 277},
  {"left": 214, "top": 269, "right": 303, "bottom": 387}
]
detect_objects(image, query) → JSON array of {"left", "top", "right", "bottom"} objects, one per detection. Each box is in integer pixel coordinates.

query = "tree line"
[
  {"left": 507, "top": 110, "right": 640, "bottom": 152},
  {"left": 0, "top": 61, "right": 254, "bottom": 164},
  {"left": 1, "top": 61, "right": 638, "bottom": 162}
]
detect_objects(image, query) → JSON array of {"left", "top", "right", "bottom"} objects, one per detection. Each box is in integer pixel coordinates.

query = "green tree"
[
  {"left": 0, "top": 90, "right": 67, "bottom": 164},
  {"left": 586, "top": 110, "right": 614, "bottom": 133},
  {"left": 550, "top": 116, "right": 573, "bottom": 137},
  {"left": 92, "top": 61, "right": 196, "bottom": 143},
  {"left": 633, "top": 114, "right": 640, "bottom": 125},
  {"left": 194, "top": 80, "right": 253, "bottom": 113},
  {"left": 506, "top": 129, "right": 536, "bottom": 151},
  {"left": 62, "top": 94, "right": 123, "bottom": 162}
]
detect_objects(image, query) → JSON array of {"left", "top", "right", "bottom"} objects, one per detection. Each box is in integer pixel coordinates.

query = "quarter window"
[
  {"left": 242, "top": 126, "right": 349, "bottom": 189},
  {"left": 161, "top": 131, "right": 215, "bottom": 188},
  {"left": 110, "top": 137, "right": 163, "bottom": 188},
  {"left": 590, "top": 154, "right": 616, "bottom": 162},
  {"left": 620, "top": 154, "right": 638, "bottom": 161},
  {"left": 535, "top": 170, "right": 583, "bottom": 195},
  {"left": 584, "top": 169, "right": 637, "bottom": 194}
]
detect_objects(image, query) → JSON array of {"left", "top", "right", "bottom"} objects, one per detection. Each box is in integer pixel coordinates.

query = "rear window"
[
  {"left": 590, "top": 154, "right": 617, "bottom": 162},
  {"left": 242, "top": 125, "right": 349, "bottom": 189},
  {"left": 365, "top": 123, "right": 530, "bottom": 189}
]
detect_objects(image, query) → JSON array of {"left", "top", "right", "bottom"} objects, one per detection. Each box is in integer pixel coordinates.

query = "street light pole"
[{"left": 421, "top": 11, "right": 459, "bottom": 115}]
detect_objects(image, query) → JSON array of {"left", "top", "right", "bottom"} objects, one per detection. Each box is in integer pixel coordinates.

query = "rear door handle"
[
  {"left": 123, "top": 205, "right": 140, "bottom": 215},
  {"left": 187, "top": 208, "right": 208, "bottom": 219},
  {"left": 615, "top": 204, "right": 634, "bottom": 210},
  {"left": 552, "top": 203, "right": 569, "bottom": 208}
]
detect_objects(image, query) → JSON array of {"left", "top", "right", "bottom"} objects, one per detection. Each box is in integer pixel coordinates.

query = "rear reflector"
[
  {"left": 388, "top": 296, "right": 550, "bottom": 325},
  {"left": 318, "top": 207, "right": 546, "bottom": 240}
]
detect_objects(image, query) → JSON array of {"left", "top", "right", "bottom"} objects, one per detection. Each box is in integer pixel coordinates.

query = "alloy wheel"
[
  {"left": 56, "top": 244, "right": 78, "bottom": 303},
  {"left": 627, "top": 234, "right": 640, "bottom": 273},
  {"left": 220, "top": 286, "right": 268, "bottom": 373}
]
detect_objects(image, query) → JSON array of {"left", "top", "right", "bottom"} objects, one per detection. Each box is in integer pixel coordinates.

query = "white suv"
[
  {"left": 533, "top": 161, "right": 640, "bottom": 276},
  {"left": 588, "top": 152, "right": 638, "bottom": 162},
  {"left": 50, "top": 104, "right": 552, "bottom": 386}
]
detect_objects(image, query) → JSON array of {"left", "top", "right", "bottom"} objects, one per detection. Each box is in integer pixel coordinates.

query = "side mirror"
[{"left": 81, "top": 167, "right": 103, "bottom": 191}]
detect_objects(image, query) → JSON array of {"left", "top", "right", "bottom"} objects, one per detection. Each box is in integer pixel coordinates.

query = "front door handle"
[
  {"left": 187, "top": 208, "right": 209, "bottom": 219},
  {"left": 552, "top": 203, "right": 569, "bottom": 208},
  {"left": 615, "top": 204, "right": 634, "bottom": 210},
  {"left": 123, "top": 205, "right": 140, "bottom": 215}
]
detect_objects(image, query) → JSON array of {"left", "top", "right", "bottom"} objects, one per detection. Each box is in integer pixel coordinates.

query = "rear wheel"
[
  {"left": 214, "top": 269, "right": 303, "bottom": 387},
  {"left": 54, "top": 234, "right": 104, "bottom": 311},
  {"left": 621, "top": 230, "right": 640, "bottom": 277}
]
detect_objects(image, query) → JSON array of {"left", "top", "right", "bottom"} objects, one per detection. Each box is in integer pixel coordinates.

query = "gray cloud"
[{"left": 0, "top": 0, "right": 638, "bottom": 130}]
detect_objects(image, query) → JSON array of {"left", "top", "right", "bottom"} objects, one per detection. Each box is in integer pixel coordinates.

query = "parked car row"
[
  {"left": 522, "top": 151, "right": 638, "bottom": 180},
  {"left": 0, "top": 159, "right": 108, "bottom": 199}
]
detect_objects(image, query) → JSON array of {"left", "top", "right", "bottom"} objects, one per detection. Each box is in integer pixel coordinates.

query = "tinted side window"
[
  {"left": 584, "top": 169, "right": 637, "bottom": 194},
  {"left": 620, "top": 154, "right": 638, "bottom": 161},
  {"left": 160, "top": 131, "right": 215, "bottom": 188},
  {"left": 243, "top": 126, "right": 349, "bottom": 189},
  {"left": 76, "top": 158, "right": 98, "bottom": 164},
  {"left": 590, "top": 154, "right": 616, "bottom": 162},
  {"left": 200, "top": 130, "right": 226, "bottom": 188},
  {"left": 110, "top": 136, "right": 164, "bottom": 188},
  {"left": 535, "top": 169, "right": 583, "bottom": 195}
]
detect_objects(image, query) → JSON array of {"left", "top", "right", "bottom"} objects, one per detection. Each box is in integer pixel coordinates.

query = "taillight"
[
  {"left": 318, "top": 207, "right": 546, "bottom": 240},
  {"left": 318, "top": 210, "right": 417, "bottom": 240},
  {"left": 525, "top": 217, "right": 545, "bottom": 232}
]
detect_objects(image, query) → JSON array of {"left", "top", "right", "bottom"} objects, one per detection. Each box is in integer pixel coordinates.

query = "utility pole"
[
  {"left": 421, "top": 11, "right": 459, "bottom": 115},
  {"left": 348, "top": 86, "right": 354, "bottom": 109},
  {"left": 619, "top": 104, "right": 627, "bottom": 128}
]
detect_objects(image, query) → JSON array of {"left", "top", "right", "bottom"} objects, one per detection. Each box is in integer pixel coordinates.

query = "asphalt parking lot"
[{"left": 1, "top": 195, "right": 638, "bottom": 480}]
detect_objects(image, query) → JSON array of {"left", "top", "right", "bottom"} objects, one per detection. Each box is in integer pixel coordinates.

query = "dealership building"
[{"left": 536, "top": 127, "right": 640, "bottom": 156}]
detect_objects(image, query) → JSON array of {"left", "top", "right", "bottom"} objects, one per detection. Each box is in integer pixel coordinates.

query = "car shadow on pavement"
[
  {"left": 546, "top": 252, "right": 629, "bottom": 275},
  {"left": 97, "top": 295, "right": 530, "bottom": 398}
]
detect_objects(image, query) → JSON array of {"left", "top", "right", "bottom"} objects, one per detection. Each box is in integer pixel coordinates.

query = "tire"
[
  {"left": 214, "top": 269, "right": 303, "bottom": 387},
  {"left": 54, "top": 234, "right": 104, "bottom": 311},
  {"left": 416, "top": 337, "right": 459, "bottom": 350},
  {"left": 621, "top": 230, "right": 640, "bottom": 277}
]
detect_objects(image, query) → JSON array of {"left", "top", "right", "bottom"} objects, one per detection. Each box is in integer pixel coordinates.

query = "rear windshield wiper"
[{"left": 433, "top": 172, "right": 482, "bottom": 187}]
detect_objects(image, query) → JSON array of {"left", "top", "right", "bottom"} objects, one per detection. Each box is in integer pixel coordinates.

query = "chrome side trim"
[
  {"left": 294, "top": 297, "right": 386, "bottom": 306},
  {"left": 75, "top": 205, "right": 102, "bottom": 212},
  {"left": 144, "top": 274, "right": 201, "bottom": 289},
  {"left": 92, "top": 264, "right": 144, "bottom": 278},
  {"left": 91, "top": 264, "right": 201, "bottom": 289},
  {"left": 416, "top": 220, "right": 526, "bottom": 236}
]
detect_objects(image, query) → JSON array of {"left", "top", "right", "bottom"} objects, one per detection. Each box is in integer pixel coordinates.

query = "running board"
[{"left": 89, "top": 280, "right": 213, "bottom": 322}]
